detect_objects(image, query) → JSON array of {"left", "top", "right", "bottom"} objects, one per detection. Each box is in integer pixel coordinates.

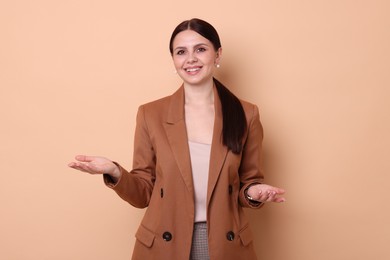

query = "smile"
[{"left": 184, "top": 67, "right": 202, "bottom": 72}]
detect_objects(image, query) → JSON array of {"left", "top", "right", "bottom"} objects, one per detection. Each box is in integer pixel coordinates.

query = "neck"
[{"left": 184, "top": 79, "right": 215, "bottom": 105}]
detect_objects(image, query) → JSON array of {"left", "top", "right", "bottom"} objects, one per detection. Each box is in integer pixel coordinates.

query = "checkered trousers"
[{"left": 190, "top": 222, "right": 210, "bottom": 260}]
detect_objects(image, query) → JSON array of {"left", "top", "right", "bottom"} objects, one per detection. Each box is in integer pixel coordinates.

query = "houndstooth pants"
[{"left": 190, "top": 222, "right": 210, "bottom": 260}]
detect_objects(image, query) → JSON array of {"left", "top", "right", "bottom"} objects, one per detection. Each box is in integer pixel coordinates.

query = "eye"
[
  {"left": 176, "top": 49, "right": 185, "bottom": 55},
  {"left": 197, "top": 47, "right": 206, "bottom": 53}
]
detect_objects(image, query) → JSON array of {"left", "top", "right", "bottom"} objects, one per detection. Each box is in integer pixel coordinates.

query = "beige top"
[{"left": 188, "top": 141, "right": 211, "bottom": 223}]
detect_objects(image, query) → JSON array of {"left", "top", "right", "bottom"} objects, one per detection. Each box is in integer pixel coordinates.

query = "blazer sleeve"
[
  {"left": 103, "top": 105, "right": 156, "bottom": 208},
  {"left": 238, "top": 104, "right": 265, "bottom": 209}
]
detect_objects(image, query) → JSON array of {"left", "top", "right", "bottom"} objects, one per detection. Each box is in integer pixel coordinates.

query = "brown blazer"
[{"left": 104, "top": 85, "right": 264, "bottom": 260}]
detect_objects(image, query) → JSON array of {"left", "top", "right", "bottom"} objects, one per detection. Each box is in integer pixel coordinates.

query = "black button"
[
  {"left": 161, "top": 188, "right": 164, "bottom": 198},
  {"left": 162, "top": 232, "right": 172, "bottom": 241},
  {"left": 226, "top": 231, "right": 235, "bottom": 241},
  {"left": 228, "top": 185, "right": 233, "bottom": 194}
]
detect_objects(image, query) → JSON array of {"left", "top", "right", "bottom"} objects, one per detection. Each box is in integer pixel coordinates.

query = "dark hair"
[
  {"left": 169, "top": 18, "right": 221, "bottom": 55},
  {"left": 169, "top": 18, "right": 247, "bottom": 154}
]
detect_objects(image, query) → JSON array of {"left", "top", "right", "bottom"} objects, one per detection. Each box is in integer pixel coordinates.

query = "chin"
[{"left": 181, "top": 75, "right": 214, "bottom": 86}]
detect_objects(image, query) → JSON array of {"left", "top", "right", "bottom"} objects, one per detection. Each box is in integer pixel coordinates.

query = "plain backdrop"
[{"left": 1, "top": 1, "right": 389, "bottom": 259}]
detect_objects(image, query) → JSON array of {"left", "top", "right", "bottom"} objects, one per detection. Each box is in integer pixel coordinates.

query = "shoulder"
[
  {"left": 140, "top": 95, "right": 171, "bottom": 112},
  {"left": 136, "top": 96, "right": 170, "bottom": 126},
  {"left": 239, "top": 99, "right": 260, "bottom": 121},
  {"left": 139, "top": 86, "right": 183, "bottom": 111},
  {"left": 137, "top": 86, "right": 183, "bottom": 122}
]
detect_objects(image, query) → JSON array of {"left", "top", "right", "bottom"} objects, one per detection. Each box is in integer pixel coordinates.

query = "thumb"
[{"left": 75, "top": 155, "right": 94, "bottom": 162}]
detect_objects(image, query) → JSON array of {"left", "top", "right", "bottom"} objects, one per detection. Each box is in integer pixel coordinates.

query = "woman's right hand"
[{"left": 68, "top": 155, "right": 121, "bottom": 182}]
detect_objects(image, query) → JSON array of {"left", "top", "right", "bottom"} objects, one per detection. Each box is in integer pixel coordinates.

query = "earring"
[{"left": 216, "top": 64, "right": 220, "bottom": 68}]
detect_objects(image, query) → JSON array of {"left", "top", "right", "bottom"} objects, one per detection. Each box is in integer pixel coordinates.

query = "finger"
[
  {"left": 274, "top": 197, "right": 286, "bottom": 203},
  {"left": 75, "top": 155, "right": 94, "bottom": 162},
  {"left": 275, "top": 188, "right": 286, "bottom": 194},
  {"left": 258, "top": 190, "right": 271, "bottom": 202},
  {"left": 270, "top": 191, "right": 278, "bottom": 201},
  {"left": 69, "top": 162, "right": 86, "bottom": 170},
  {"left": 68, "top": 162, "right": 85, "bottom": 170},
  {"left": 267, "top": 186, "right": 285, "bottom": 194},
  {"left": 69, "top": 162, "right": 98, "bottom": 174},
  {"left": 264, "top": 191, "right": 276, "bottom": 202},
  {"left": 68, "top": 162, "right": 76, "bottom": 167}
]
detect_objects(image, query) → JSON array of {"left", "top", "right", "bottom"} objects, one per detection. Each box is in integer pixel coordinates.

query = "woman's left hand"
[{"left": 246, "top": 184, "right": 286, "bottom": 203}]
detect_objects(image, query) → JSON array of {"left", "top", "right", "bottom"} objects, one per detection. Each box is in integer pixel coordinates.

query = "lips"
[{"left": 184, "top": 66, "right": 202, "bottom": 73}]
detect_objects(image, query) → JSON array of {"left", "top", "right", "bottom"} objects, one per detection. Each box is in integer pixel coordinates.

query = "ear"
[{"left": 215, "top": 47, "right": 223, "bottom": 64}]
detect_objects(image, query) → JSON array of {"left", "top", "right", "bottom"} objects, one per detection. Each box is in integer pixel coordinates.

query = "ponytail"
[{"left": 214, "top": 78, "right": 247, "bottom": 154}]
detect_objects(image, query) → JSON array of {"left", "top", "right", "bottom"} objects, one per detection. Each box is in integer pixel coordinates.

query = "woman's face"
[{"left": 172, "top": 30, "right": 222, "bottom": 87}]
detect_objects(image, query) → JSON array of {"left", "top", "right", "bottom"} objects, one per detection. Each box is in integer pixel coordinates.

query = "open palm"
[{"left": 68, "top": 155, "right": 120, "bottom": 179}]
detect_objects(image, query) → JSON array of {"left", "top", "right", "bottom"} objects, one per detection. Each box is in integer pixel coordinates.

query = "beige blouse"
[{"left": 188, "top": 141, "right": 211, "bottom": 223}]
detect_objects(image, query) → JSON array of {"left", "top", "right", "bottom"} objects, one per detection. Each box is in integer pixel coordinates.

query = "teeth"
[{"left": 186, "top": 68, "right": 200, "bottom": 72}]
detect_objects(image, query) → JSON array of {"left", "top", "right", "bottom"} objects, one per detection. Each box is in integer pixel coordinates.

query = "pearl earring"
[{"left": 216, "top": 64, "right": 220, "bottom": 68}]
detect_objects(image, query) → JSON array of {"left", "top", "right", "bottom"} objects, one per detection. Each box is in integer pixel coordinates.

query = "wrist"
[
  {"left": 106, "top": 163, "right": 121, "bottom": 184},
  {"left": 112, "top": 165, "right": 121, "bottom": 178},
  {"left": 244, "top": 185, "right": 261, "bottom": 204}
]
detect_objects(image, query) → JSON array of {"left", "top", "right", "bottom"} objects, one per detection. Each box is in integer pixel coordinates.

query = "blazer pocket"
[
  {"left": 135, "top": 224, "right": 156, "bottom": 248},
  {"left": 238, "top": 225, "right": 253, "bottom": 247}
]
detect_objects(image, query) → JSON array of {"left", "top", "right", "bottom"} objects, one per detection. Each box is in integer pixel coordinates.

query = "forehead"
[{"left": 172, "top": 30, "right": 212, "bottom": 48}]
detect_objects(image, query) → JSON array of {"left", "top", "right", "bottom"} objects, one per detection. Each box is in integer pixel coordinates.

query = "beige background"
[{"left": 1, "top": 0, "right": 389, "bottom": 259}]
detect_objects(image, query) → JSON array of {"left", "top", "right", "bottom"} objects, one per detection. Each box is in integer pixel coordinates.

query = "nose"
[{"left": 187, "top": 52, "right": 198, "bottom": 63}]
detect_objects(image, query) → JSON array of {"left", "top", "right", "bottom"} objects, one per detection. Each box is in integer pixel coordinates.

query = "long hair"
[{"left": 169, "top": 18, "right": 247, "bottom": 154}]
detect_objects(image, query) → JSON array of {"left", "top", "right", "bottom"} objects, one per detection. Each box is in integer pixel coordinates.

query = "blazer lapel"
[
  {"left": 163, "top": 86, "right": 194, "bottom": 197},
  {"left": 163, "top": 85, "right": 229, "bottom": 207},
  {"left": 207, "top": 87, "right": 229, "bottom": 207}
]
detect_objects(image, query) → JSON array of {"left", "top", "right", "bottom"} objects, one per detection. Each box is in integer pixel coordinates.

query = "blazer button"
[
  {"left": 228, "top": 185, "right": 233, "bottom": 194},
  {"left": 226, "top": 231, "right": 235, "bottom": 241},
  {"left": 160, "top": 188, "right": 164, "bottom": 198},
  {"left": 162, "top": 231, "right": 172, "bottom": 241}
]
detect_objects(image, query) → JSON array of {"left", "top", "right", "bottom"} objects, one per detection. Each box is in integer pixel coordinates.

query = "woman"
[{"left": 69, "top": 18, "right": 285, "bottom": 260}]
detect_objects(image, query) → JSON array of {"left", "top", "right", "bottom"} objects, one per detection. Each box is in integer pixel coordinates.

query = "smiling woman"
[
  {"left": 171, "top": 30, "right": 222, "bottom": 88},
  {"left": 68, "top": 18, "right": 285, "bottom": 260}
]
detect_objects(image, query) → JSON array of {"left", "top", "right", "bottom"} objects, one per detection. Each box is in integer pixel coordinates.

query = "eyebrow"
[{"left": 173, "top": 43, "right": 209, "bottom": 52}]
